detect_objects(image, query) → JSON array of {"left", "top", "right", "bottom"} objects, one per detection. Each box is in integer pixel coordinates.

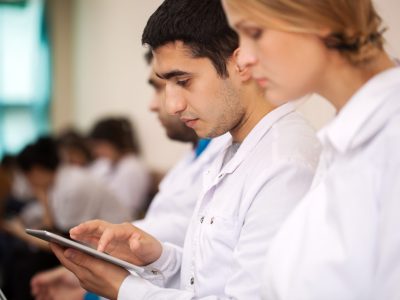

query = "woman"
[
  {"left": 222, "top": 1, "right": 400, "bottom": 299},
  {"left": 88, "top": 117, "right": 151, "bottom": 219}
]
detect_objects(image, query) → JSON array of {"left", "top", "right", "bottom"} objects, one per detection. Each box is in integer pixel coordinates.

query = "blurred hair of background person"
[
  {"left": 88, "top": 117, "right": 151, "bottom": 219},
  {"left": 56, "top": 129, "right": 94, "bottom": 167}
]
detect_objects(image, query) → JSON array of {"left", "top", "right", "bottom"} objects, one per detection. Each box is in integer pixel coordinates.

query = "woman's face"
[{"left": 222, "top": 1, "right": 331, "bottom": 104}]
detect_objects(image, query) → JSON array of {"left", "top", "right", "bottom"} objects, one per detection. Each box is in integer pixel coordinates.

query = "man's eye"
[{"left": 177, "top": 79, "right": 189, "bottom": 87}]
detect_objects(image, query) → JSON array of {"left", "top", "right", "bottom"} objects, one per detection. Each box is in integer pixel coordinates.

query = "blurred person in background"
[
  {"left": 15, "top": 136, "right": 130, "bottom": 233},
  {"left": 56, "top": 129, "right": 94, "bottom": 167},
  {"left": 0, "top": 136, "right": 129, "bottom": 300},
  {"left": 0, "top": 155, "right": 35, "bottom": 220},
  {"left": 88, "top": 117, "right": 151, "bottom": 219},
  {"left": 0, "top": 155, "right": 38, "bottom": 295},
  {"left": 0, "top": 163, "right": 12, "bottom": 283}
]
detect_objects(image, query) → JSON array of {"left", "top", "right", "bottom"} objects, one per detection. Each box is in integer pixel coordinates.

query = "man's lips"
[{"left": 180, "top": 117, "right": 199, "bottom": 128}]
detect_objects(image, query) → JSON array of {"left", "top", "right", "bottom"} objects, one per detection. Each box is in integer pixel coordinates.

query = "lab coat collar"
[
  {"left": 318, "top": 66, "right": 400, "bottom": 154},
  {"left": 214, "top": 102, "right": 296, "bottom": 177}
]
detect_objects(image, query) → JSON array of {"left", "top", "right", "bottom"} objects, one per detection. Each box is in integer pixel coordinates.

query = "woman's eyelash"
[
  {"left": 249, "top": 29, "right": 263, "bottom": 39},
  {"left": 242, "top": 27, "right": 263, "bottom": 39}
]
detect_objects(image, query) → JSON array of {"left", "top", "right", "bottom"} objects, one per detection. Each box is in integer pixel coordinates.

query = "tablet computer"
[{"left": 25, "top": 229, "right": 144, "bottom": 273}]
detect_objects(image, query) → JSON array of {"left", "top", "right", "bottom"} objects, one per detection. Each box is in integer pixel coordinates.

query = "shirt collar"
[
  {"left": 318, "top": 66, "right": 400, "bottom": 154},
  {"left": 219, "top": 101, "right": 296, "bottom": 174}
]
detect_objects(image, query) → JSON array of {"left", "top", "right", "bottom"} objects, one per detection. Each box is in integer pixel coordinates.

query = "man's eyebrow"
[
  {"left": 148, "top": 78, "right": 163, "bottom": 89},
  {"left": 156, "top": 70, "right": 190, "bottom": 80}
]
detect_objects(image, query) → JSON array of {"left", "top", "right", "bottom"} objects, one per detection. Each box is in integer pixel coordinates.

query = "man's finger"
[
  {"left": 70, "top": 220, "right": 106, "bottom": 238},
  {"left": 97, "top": 227, "right": 116, "bottom": 252}
]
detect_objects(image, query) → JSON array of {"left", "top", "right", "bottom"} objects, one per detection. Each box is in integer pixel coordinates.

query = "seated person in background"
[
  {"left": 0, "top": 136, "right": 128, "bottom": 300},
  {"left": 0, "top": 165, "right": 12, "bottom": 280},
  {"left": 88, "top": 117, "right": 151, "bottom": 219},
  {"left": 0, "top": 155, "right": 38, "bottom": 298},
  {"left": 0, "top": 155, "right": 35, "bottom": 219},
  {"left": 30, "top": 50, "right": 228, "bottom": 300},
  {"left": 15, "top": 136, "right": 130, "bottom": 233},
  {"left": 0, "top": 161, "right": 13, "bottom": 220},
  {"left": 48, "top": 0, "right": 321, "bottom": 298},
  {"left": 56, "top": 129, "right": 94, "bottom": 167}
]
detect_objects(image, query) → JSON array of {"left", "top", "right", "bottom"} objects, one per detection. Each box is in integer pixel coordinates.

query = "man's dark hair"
[
  {"left": 17, "top": 137, "right": 60, "bottom": 172},
  {"left": 144, "top": 50, "right": 153, "bottom": 65},
  {"left": 141, "top": 0, "right": 239, "bottom": 78}
]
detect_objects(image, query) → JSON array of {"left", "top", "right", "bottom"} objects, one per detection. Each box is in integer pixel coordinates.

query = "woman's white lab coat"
[{"left": 263, "top": 67, "right": 400, "bottom": 300}]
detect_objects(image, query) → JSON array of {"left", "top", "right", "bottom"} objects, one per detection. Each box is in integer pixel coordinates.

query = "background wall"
[{"left": 49, "top": 0, "right": 400, "bottom": 171}]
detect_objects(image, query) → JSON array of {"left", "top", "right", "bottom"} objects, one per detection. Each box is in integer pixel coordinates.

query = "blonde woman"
[{"left": 222, "top": 1, "right": 400, "bottom": 300}]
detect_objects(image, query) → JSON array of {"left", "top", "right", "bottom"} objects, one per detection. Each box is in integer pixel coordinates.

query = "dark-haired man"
[{"left": 50, "top": 0, "right": 320, "bottom": 299}]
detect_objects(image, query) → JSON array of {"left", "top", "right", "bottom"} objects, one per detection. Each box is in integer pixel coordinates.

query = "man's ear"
[{"left": 232, "top": 48, "right": 252, "bottom": 82}]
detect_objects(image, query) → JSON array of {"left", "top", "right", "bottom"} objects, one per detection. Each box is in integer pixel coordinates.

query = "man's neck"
[{"left": 230, "top": 85, "right": 275, "bottom": 143}]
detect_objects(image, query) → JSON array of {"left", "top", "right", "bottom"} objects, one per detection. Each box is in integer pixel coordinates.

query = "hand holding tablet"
[{"left": 25, "top": 229, "right": 144, "bottom": 273}]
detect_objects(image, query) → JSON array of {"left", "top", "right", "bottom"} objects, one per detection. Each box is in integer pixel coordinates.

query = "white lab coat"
[
  {"left": 91, "top": 155, "right": 150, "bottom": 219},
  {"left": 118, "top": 103, "right": 321, "bottom": 299},
  {"left": 49, "top": 166, "right": 130, "bottom": 231},
  {"left": 262, "top": 67, "right": 400, "bottom": 300},
  {"left": 134, "top": 135, "right": 230, "bottom": 247}
]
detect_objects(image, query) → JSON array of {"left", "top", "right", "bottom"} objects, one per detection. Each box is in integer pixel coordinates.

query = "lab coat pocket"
[{"left": 202, "top": 215, "right": 240, "bottom": 251}]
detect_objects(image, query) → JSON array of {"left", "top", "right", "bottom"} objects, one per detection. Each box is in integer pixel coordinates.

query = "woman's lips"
[{"left": 254, "top": 77, "right": 268, "bottom": 88}]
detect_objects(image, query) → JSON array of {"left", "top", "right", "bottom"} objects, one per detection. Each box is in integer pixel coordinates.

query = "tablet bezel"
[{"left": 25, "top": 229, "right": 144, "bottom": 273}]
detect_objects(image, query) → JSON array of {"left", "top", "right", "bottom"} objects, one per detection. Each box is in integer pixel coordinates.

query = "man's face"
[
  {"left": 153, "top": 41, "right": 245, "bottom": 139},
  {"left": 25, "top": 166, "right": 53, "bottom": 191},
  {"left": 148, "top": 68, "right": 198, "bottom": 142}
]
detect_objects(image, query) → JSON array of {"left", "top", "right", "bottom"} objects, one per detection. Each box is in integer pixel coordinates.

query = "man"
[
  {"left": 31, "top": 52, "right": 228, "bottom": 299},
  {"left": 134, "top": 52, "right": 229, "bottom": 246},
  {"left": 49, "top": 0, "right": 320, "bottom": 299}
]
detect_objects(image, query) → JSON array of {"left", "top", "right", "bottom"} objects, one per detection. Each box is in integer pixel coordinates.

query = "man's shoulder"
[{"left": 261, "top": 111, "right": 321, "bottom": 165}]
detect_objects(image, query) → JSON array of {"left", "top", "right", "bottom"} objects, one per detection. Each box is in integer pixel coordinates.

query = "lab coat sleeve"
[
  {"left": 118, "top": 160, "right": 315, "bottom": 300},
  {"left": 137, "top": 242, "right": 183, "bottom": 288}
]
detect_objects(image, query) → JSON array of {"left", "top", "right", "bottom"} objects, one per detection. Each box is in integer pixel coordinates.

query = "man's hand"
[
  {"left": 50, "top": 243, "right": 130, "bottom": 300},
  {"left": 70, "top": 220, "right": 163, "bottom": 266}
]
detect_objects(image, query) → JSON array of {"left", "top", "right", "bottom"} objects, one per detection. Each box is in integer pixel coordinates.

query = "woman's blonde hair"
[{"left": 225, "top": 0, "right": 385, "bottom": 65}]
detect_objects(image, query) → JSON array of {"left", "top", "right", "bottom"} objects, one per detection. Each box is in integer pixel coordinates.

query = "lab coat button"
[
  {"left": 200, "top": 216, "right": 204, "bottom": 223},
  {"left": 190, "top": 277, "right": 194, "bottom": 285}
]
